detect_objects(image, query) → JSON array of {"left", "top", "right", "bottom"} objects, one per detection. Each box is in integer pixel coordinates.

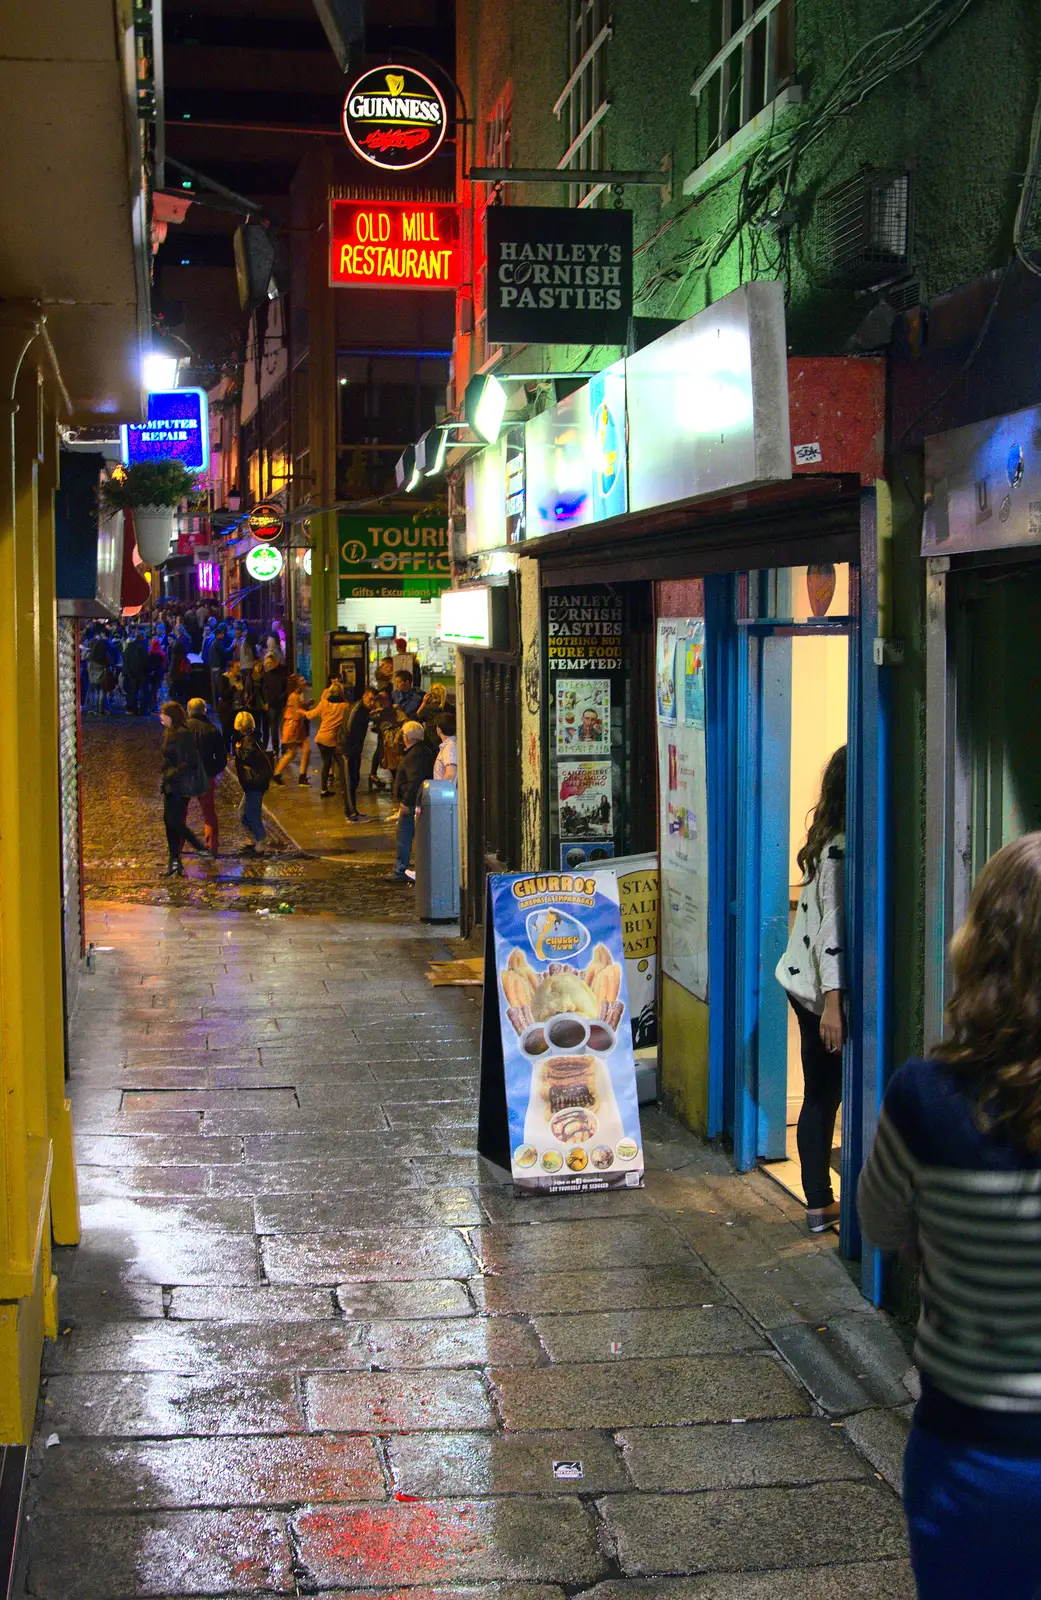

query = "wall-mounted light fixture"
[{"left": 464, "top": 373, "right": 508, "bottom": 443}]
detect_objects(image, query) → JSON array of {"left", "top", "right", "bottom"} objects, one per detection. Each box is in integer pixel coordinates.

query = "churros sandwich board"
[{"left": 478, "top": 869, "right": 645, "bottom": 1194}]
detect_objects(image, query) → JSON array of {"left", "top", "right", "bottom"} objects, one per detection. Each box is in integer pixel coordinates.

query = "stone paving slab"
[
  {"left": 74, "top": 1135, "right": 244, "bottom": 1167},
  {"left": 305, "top": 1370, "right": 495, "bottom": 1431},
  {"left": 30, "top": 1434, "right": 385, "bottom": 1509},
  {"left": 261, "top": 1227, "right": 475, "bottom": 1284},
  {"left": 617, "top": 1419, "right": 873, "bottom": 1491},
  {"left": 472, "top": 1265, "right": 720, "bottom": 1315},
  {"left": 363, "top": 1317, "right": 542, "bottom": 1369},
  {"left": 41, "top": 1372, "right": 305, "bottom": 1437},
  {"left": 492, "top": 1356, "right": 809, "bottom": 1431},
  {"left": 291, "top": 1498, "right": 606, "bottom": 1587},
  {"left": 25, "top": 1509, "right": 293, "bottom": 1597},
  {"left": 167, "top": 1286, "right": 337, "bottom": 1322},
  {"left": 598, "top": 1483, "right": 908, "bottom": 1575},
  {"left": 57, "top": 1279, "right": 166, "bottom": 1322},
  {"left": 78, "top": 1197, "right": 256, "bottom": 1233},
  {"left": 253, "top": 1187, "right": 483, "bottom": 1232},
  {"left": 57, "top": 1229, "right": 261, "bottom": 1287},
  {"left": 386, "top": 1429, "right": 629, "bottom": 1497},
  {"left": 533, "top": 1307, "right": 762, "bottom": 1363},
  {"left": 334, "top": 1279, "right": 476, "bottom": 1320},
  {"left": 475, "top": 1218, "right": 698, "bottom": 1275},
  {"left": 578, "top": 1568, "right": 916, "bottom": 1599},
  {"left": 42, "top": 1320, "right": 370, "bottom": 1375}
]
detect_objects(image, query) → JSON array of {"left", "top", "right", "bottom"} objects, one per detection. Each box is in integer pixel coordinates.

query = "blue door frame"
[{"left": 704, "top": 492, "right": 888, "bottom": 1302}]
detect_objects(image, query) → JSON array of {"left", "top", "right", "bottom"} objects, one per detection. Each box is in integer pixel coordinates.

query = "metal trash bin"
[{"left": 414, "top": 779, "right": 459, "bottom": 921}]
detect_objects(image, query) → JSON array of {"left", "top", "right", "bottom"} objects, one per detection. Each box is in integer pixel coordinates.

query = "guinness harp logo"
[{"left": 386, "top": 73, "right": 405, "bottom": 96}]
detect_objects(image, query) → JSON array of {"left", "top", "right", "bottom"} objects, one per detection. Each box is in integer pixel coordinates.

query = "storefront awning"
[{"left": 520, "top": 475, "right": 864, "bottom": 585}]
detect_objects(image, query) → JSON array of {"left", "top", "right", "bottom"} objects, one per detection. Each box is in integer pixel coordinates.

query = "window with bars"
[
  {"left": 555, "top": 0, "right": 611, "bottom": 207},
  {"left": 814, "top": 170, "right": 913, "bottom": 286},
  {"left": 685, "top": 0, "right": 796, "bottom": 193}
]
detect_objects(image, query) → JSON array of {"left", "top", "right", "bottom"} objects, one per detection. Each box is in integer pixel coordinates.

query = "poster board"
[
  {"left": 593, "top": 853, "right": 659, "bottom": 1050},
  {"left": 478, "top": 871, "right": 645, "bottom": 1193},
  {"left": 656, "top": 617, "right": 709, "bottom": 1001}
]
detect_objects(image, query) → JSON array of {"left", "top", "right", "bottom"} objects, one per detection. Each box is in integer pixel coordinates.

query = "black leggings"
[
  {"left": 788, "top": 993, "right": 843, "bottom": 1210},
  {"left": 319, "top": 745, "right": 345, "bottom": 794},
  {"left": 163, "top": 793, "right": 206, "bottom": 860}
]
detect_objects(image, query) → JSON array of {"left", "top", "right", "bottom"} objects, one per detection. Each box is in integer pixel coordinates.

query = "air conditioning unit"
[{"left": 815, "top": 169, "right": 912, "bottom": 287}]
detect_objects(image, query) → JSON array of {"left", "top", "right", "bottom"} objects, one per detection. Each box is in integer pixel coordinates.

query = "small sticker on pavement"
[
  {"left": 610, "top": 1341, "right": 623, "bottom": 1353},
  {"left": 553, "top": 1460, "right": 584, "bottom": 1479}
]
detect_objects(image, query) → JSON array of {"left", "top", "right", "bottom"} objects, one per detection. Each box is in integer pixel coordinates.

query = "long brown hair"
[
  {"left": 935, "top": 832, "right": 1041, "bottom": 1151},
  {"left": 797, "top": 745, "right": 847, "bottom": 881},
  {"left": 161, "top": 700, "right": 187, "bottom": 729}
]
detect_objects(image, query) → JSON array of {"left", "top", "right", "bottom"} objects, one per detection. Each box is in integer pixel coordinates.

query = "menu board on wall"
[
  {"left": 657, "top": 617, "right": 709, "bottom": 1002},
  {"left": 478, "top": 871, "right": 645, "bottom": 1193}
]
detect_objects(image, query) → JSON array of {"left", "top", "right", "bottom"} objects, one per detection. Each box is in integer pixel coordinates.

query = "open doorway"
[{"left": 741, "top": 564, "right": 851, "bottom": 1206}]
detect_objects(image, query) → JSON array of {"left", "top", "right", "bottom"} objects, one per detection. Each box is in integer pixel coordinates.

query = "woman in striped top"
[{"left": 859, "top": 832, "right": 1041, "bottom": 1599}]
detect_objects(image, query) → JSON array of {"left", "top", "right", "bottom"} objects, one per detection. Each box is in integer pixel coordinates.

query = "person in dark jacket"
[
  {"left": 186, "top": 697, "right": 227, "bottom": 855},
  {"left": 233, "top": 711, "right": 272, "bottom": 856},
  {"left": 385, "top": 720, "right": 434, "bottom": 883},
  {"left": 338, "top": 685, "right": 379, "bottom": 822},
  {"left": 216, "top": 660, "right": 247, "bottom": 752},
  {"left": 121, "top": 630, "right": 147, "bottom": 715},
  {"left": 261, "top": 653, "right": 288, "bottom": 755},
  {"left": 159, "top": 701, "right": 212, "bottom": 877}
]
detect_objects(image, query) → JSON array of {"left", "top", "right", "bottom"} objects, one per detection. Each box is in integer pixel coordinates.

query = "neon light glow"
[
  {"left": 330, "top": 200, "right": 461, "bottom": 291},
  {"left": 196, "top": 560, "right": 220, "bottom": 593},
  {"left": 245, "top": 545, "right": 284, "bottom": 582}
]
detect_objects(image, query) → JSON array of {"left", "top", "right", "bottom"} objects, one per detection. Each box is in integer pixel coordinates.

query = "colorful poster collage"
[{"left": 656, "top": 617, "right": 709, "bottom": 1002}]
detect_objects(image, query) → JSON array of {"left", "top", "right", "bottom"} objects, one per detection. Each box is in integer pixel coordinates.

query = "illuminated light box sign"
[
  {"left": 441, "top": 585, "right": 492, "bottom": 647},
  {"left": 342, "top": 64, "right": 448, "bottom": 172},
  {"left": 486, "top": 207, "right": 633, "bottom": 345},
  {"left": 248, "top": 503, "right": 284, "bottom": 541},
  {"left": 337, "top": 512, "right": 449, "bottom": 600},
  {"left": 122, "top": 388, "right": 209, "bottom": 471},
  {"left": 196, "top": 560, "right": 220, "bottom": 594},
  {"left": 524, "top": 361, "right": 627, "bottom": 537},
  {"left": 626, "top": 280, "right": 791, "bottom": 513},
  {"left": 245, "top": 544, "right": 284, "bottom": 582},
  {"left": 330, "top": 200, "right": 461, "bottom": 290}
]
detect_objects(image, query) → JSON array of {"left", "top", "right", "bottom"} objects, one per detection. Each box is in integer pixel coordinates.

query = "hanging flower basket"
[{"left": 128, "top": 506, "right": 178, "bottom": 565}]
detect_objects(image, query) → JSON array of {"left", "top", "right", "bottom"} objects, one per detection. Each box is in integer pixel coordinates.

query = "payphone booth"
[{"left": 326, "top": 630, "right": 369, "bottom": 701}]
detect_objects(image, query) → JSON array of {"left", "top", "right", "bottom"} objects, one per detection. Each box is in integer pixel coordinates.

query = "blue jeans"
[
  {"left": 904, "top": 1422, "right": 1041, "bottom": 1598},
  {"left": 239, "top": 790, "right": 266, "bottom": 843},
  {"left": 392, "top": 808, "right": 415, "bottom": 878}
]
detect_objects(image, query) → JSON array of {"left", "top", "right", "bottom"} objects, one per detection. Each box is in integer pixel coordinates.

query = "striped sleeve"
[{"left": 858, "top": 1104, "right": 918, "bottom": 1250}]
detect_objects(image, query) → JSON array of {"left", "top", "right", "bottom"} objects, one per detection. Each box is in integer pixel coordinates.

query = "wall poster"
[
  {"left": 555, "top": 679, "right": 611, "bottom": 756},
  {"left": 478, "top": 871, "right": 645, "bottom": 1192},
  {"left": 558, "top": 762, "right": 613, "bottom": 839},
  {"left": 561, "top": 841, "right": 615, "bottom": 870},
  {"left": 657, "top": 617, "right": 709, "bottom": 1001}
]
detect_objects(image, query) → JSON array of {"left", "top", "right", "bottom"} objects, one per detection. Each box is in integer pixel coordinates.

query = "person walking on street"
[
  {"left": 121, "top": 629, "right": 147, "bottom": 716},
  {"left": 273, "top": 675, "right": 311, "bottom": 786},
  {"left": 159, "top": 701, "right": 212, "bottom": 877},
  {"left": 859, "top": 831, "right": 1041, "bottom": 1600},
  {"left": 339, "top": 685, "right": 378, "bottom": 821},
  {"left": 186, "top": 697, "right": 227, "bottom": 855},
  {"left": 775, "top": 745, "right": 847, "bottom": 1234},
  {"left": 217, "top": 659, "right": 247, "bottom": 753},
  {"left": 145, "top": 634, "right": 166, "bottom": 713},
  {"left": 232, "top": 711, "right": 272, "bottom": 857},
  {"left": 385, "top": 720, "right": 434, "bottom": 884},
  {"left": 308, "top": 679, "right": 349, "bottom": 798},
  {"left": 262, "top": 652, "right": 288, "bottom": 755}
]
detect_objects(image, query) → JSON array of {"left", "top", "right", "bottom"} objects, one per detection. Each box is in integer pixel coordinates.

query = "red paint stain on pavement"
[{"left": 295, "top": 1502, "right": 485, "bottom": 1583}]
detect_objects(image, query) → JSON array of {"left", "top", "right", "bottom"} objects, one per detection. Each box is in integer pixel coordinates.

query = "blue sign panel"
[
  {"left": 121, "top": 388, "right": 209, "bottom": 471},
  {"left": 481, "top": 869, "right": 645, "bottom": 1193},
  {"left": 589, "top": 363, "right": 628, "bottom": 521}
]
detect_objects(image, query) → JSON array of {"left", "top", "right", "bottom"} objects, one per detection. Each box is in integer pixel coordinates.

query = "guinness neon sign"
[{"left": 342, "top": 65, "right": 448, "bottom": 171}]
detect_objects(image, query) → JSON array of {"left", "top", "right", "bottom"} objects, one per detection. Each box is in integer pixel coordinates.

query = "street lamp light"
[
  {"left": 464, "top": 373, "right": 508, "bottom": 443},
  {"left": 394, "top": 445, "right": 421, "bottom": 493}
]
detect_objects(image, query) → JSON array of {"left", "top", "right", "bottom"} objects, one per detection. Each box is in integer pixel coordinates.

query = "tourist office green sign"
[{"left": 337, "top": 512, "right": 451, "bottom": 601}]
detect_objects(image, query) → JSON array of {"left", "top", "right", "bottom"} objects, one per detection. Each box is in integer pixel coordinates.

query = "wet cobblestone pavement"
[
  {"left": 17, "top": 727, "right": 917, "bottom": 1596},
  {"left": 81, "top": 716, "right": 411, "bottom": 920}
]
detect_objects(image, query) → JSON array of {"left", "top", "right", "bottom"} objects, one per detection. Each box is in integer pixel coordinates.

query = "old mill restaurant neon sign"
[{"left": 329, "top": 199, "right": 461, "bottom": 291}]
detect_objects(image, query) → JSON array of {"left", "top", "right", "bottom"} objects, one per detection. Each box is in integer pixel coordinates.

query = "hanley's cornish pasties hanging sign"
[
  {"left": 342, "top": 65, "right": 448, "bottom": 171},
  {"left": 486, "top": 206, "right": 633, "bottom": 345}
]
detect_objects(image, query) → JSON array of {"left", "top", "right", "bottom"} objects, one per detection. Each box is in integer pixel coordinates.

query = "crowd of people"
[{"left": 82, "top": 610, "right": 456, "bottom": 879}]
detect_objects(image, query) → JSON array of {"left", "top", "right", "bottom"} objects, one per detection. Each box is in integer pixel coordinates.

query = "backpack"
[
  {"left": 182, "top": 733, "right": 208, "bottom": 797},
  {"left": 194, "top": 721, "right": 227, "bottom": 779}
]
